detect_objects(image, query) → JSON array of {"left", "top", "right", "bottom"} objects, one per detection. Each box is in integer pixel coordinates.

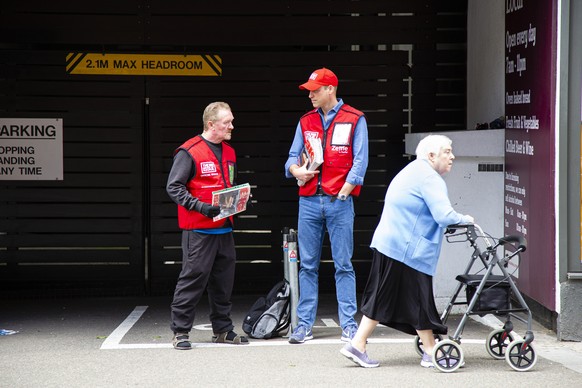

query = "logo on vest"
[
  {"left": 304, "top": 131, "right": 319, "bottom": 140},
  {"left": 331, "top": 145, "right": 349, "bottom": 154},
  {"left": 200, "top": 161, "right": 217, "bottom": 175}
]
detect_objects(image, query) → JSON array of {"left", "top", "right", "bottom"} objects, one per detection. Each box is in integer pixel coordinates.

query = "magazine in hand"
[
  {"left": 212, "top": 183, "right": 251, "bottom": 221},
  {"left": 297, "top": 137, "right": 323, "bottom": 186},
  {"left": 304, "top": 137, "right": 323, "bottom": 171}
]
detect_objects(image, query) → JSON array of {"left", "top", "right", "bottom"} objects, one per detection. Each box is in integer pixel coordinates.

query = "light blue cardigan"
[{"left": 370, "top": 159, "right": 472, "bottom": 276}]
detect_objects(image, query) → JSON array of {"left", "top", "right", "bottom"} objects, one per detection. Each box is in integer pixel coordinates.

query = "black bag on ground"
[{"left": 242, "top": 280, "right": 290, "bottom": 339}]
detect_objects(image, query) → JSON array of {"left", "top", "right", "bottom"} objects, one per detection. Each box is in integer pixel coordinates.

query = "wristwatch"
[{"left": 338, "top": 194, "right": 348, "bottom": 201}]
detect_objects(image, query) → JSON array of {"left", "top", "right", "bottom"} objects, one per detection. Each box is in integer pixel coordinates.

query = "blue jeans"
[{"left": 296, "top": 195, "right": 357, "bottom": 329}]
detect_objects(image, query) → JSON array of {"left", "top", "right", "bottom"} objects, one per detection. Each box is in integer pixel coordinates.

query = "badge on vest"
[
  {"left": 331, "top": 123, "right": 352, "bottom": 146},
  {"left": 200, "top": 161, "right": 217, "bottom": 176},
  {"left": 228, "top": 161, "right": 236, "bottom": 185}
]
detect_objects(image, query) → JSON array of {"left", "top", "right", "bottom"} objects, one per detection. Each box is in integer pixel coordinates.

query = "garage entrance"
[{"left": 0, "top": 2, "right": 467, "bottom": 296}]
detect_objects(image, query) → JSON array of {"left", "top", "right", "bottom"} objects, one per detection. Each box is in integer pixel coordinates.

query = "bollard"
[{"left": 287, "top": 228, "right": 300, "bottom": 331}]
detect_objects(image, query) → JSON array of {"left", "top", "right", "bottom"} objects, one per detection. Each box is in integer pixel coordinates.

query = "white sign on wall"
[{"left": 0, "top": 118, "right": 63, "bottom": 180}]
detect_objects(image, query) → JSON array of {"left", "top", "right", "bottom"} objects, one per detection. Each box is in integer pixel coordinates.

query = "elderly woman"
[{"left": 340, "top": 134, "right": 474, "bottom": 368}]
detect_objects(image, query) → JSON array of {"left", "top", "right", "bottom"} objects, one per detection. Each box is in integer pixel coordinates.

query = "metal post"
[
  {"left": 287, "top": 228, "right": 300, "bottom": 331},
  {"left": 282, "top": 227, "right": 290, "bottom": 284}
]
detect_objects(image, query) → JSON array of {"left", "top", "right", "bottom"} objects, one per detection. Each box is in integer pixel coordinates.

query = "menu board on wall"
[{"left": 505, "top": 1, "right": 556, "bottom": 309}]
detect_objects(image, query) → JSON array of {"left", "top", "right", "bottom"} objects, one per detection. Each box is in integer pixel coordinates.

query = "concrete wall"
[{"left": 560, "top": 281, "right": 582, "bottom": 341}]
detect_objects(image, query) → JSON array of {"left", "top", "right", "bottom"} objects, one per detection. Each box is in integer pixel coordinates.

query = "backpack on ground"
[{"left": 242, "top": 280, "right": 290, "bottom": 339}]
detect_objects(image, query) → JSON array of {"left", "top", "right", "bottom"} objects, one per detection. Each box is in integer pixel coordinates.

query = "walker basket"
[{"left": 457, "top": 274, "right": 511, "bottom": 315}]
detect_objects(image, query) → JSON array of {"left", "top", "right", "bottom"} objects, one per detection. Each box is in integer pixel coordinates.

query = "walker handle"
[
  {"left": 445, "top": 223, "right": 474, "bottom": 234},
  {"left": 499, "top": 235, "right": 527, "bottom": 252}
]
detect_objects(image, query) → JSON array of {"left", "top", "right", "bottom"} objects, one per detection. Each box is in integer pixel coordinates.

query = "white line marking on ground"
[
  {"left": 193, "top": 323, "right": 213, "bottom": 331},
  {"left": 100, "top": 305, "right": 148, "bottom": 350},
  {"left": 100, "top": 306, "right": 487, "bottom": 350},
  {"left": 321, "top": 319, "right": 339, "bottom": 327},
  {"left": 103, "top": 337, "right": 486, "bottom": 350}
]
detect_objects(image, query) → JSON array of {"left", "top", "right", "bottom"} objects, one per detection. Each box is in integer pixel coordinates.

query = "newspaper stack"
[{"left": 297, "top": 137, "right": 323, "bottom": 187}]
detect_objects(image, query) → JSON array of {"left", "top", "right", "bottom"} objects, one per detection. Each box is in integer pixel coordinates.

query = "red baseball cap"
[{"left": 299, "top": 68, "right": 338, "bottom": 91}]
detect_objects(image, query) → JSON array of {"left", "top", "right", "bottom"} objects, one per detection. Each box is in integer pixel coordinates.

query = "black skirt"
[{"left": 360, "top": 249, "right": 447, "bottom": 336}]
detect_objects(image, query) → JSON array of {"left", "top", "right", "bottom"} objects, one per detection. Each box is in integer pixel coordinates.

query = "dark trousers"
[{"left": 170, "top": 231, "right": 236, "bottom": 334}]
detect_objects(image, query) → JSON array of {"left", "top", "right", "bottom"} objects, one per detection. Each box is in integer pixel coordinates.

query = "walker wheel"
[
  {"left": 432, "top": 339, "right": 464, "bottom": 373},
  {"left": 505, "top": 338, "right": 537, "bottom": 371},
  {"left": 414, "top": 334, "right": 443, "bottom": 356},
  {"left": 486, "top": 329, "right": 514, "bottom": 360}
]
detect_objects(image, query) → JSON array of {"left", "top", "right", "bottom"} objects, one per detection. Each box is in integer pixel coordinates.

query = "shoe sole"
[
  {"left": 288, "top": 334, "right": 313, "bottom": 344},
  {"left": 173, "top": 343, "right": 192, "bottom": 350},
  {"left": 340, "top": 347, "right": 379, "bottom": 368}
]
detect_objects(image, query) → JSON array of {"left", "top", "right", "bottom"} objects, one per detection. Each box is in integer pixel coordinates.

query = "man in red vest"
[
  {"left": 167, "top": 101, "right": 248, "bottom": 349},
  {"left": 285, "top": 68, "right": 369, "bottom": 344}
]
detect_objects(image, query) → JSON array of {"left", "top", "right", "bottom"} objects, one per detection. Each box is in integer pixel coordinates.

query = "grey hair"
[
  {"left": 203, "top": 101, "right": 231, "bottom": 131},
  {"left": 415, "top": 134, "right": 452, "bottom": 160}
]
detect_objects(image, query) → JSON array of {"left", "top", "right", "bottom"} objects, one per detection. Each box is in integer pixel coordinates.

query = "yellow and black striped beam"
[{"left": 66, "top": 53, "right": 222, "bottom": 76}]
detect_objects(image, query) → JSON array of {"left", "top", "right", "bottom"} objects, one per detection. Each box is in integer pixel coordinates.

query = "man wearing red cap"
[{"left": 285, "top": 68, "right": 369, "bottom": 344}]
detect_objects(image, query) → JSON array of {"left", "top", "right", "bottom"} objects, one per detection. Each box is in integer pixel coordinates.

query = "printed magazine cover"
[
  {"left": 211, "top": 183, "right": 251, "bottom": 221},
  {"left": 298, "top": 137, "right": 323, "bottom": 186},
  {"left": 304, "top": 137, "right": 323, "bottom": 171}
]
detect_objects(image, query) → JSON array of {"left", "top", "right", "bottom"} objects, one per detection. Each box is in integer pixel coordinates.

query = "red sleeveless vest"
[
  {"left": 176, "top": 135, "right": 236, "bottom": 229},
  {"left": 299, "top": 104, "right": 363, "bottom": 196}
]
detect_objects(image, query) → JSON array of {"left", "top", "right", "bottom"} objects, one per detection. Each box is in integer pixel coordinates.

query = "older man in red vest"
[{"left": 167, "top": 101, "right": 248, "bottom": 349}]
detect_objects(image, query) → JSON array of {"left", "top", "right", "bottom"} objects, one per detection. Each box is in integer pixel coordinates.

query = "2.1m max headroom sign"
[{"left": 66, "top": 53, "right": 222, "bottom": 76}]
